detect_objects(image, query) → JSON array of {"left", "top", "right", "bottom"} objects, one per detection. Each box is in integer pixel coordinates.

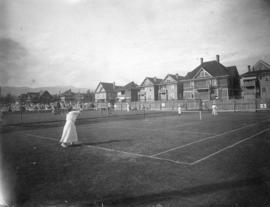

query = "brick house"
[
  {"left": 241, "top": 60, "right": 270, "bottom": 99},
  {"left": 159, "top": 74, "right": 184, "bottom": 100},
  {"left": 139, "top": 77, "right": 162, "bottom": 101},
  {"left": 182, "top": 55, "right": 241, "bottom": 100},
  {"left": 95, "top": 82, "right": 122, "bottom": 103},
  {"left": 116, "top": 81, "right": 139, "bottom": 102}
]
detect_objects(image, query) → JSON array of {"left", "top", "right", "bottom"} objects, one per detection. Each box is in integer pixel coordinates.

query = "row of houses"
[
  {"left": 94, "top": 55, "right": 270, "bottom": 103},
  {"left": 19, "top": 89, "right": 85, "bottom": 104}
]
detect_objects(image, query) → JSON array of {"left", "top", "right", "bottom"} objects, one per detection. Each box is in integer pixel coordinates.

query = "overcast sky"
[{"left": 0, "top": 0, "right": 270, "bottom": 89}]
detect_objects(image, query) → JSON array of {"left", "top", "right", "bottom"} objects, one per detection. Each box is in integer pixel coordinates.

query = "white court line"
[
  {"left": 172, "top": 130, "right": 214, "bottom": 136},
  {"left": 151, "top": 122, "right": 258, "bottom": 157},
  {"left": 81, "top": 125, "right": 214, "bottom": 136},
  {"left": 27, "top": 133, "right": 58, "bottom": 141},
  {"left": 26, "top": 133, "right": 190, "bottom": 166},
  {"left": 85, "top": 145, "right": 190, "bottom": 165},
  {"left": 190, "top": 127, "right": 270, "bottom": 165}
]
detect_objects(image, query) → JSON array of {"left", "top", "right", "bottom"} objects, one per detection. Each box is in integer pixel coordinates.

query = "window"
[
  {"left": 218, "top": 78, "right": 228, "bottom": 87},
  {"left": 207, "top": 80, "right": 211, "bottom": 87},
  {"left": 195, "top": 80, "right": 207, "bottom": 88},
  {"left": 184, "top": 91, "right": 193, "bottom": 99},
  {"left": 199, "top": 70, "right": 204, "bottom": 77},
  {"left": 183, "top": 82, "right": 190, "bottom": 89}
]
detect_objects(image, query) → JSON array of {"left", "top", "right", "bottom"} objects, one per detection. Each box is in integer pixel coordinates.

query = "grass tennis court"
[{"left": 1, "top": 111, "right": 270, "bottom": 206}]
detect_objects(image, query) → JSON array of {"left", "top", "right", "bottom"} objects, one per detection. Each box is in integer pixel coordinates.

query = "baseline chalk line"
[
  {"left": 190, "top": 127, "right": 270, "bottom": 165},
  {"left": 151, "top": 122, "right": 258, "bottom": 157},
  {"left": 26, "top": 133, "right": 189, "bottom": 166}
]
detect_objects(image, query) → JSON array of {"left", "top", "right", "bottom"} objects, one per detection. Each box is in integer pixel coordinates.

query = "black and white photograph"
[{"left": 1, "top": 0, "right": 270, "bottom": 206}]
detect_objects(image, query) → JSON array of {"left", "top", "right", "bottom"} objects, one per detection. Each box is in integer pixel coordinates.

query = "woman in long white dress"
[
  {"left": 177, "top": 105, "right": 182, "bottom": 116},
  {"left": 60, "top": 107, "right": 81, "bottom": 147},
  {"left": 212, "top": 104, "right": 218, "bottom": 116}
]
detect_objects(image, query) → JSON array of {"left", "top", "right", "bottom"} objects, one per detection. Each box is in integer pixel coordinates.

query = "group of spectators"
[
  {"left": 0, "top": 102, "right": 96, "bottom": 113},
  {"left": 0, "top": 103, "right": 21, "bottom": 112}
]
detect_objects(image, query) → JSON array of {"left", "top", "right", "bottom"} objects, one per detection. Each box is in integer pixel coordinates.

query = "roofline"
[
  {"left": 241, "top": 69, "right": 270, "bottom": 77},
  {"left": 163, "top": 74, "right": 176, "bottom": 81},
  {"left": 192, "top": 66, "right": 213, "bottom": 79},
  {"left": 140, "top": 77, "right": 162, "bottom": 86},
  {"left": 186, "top": 60, "right": 230, "bottom": 79},
  {"left": 254, "top": 60, "right": 270, "bottom": 69},
  {"left": 94, "top": 82, "right": 102, "bottom": 93},
  {"left": 181, "top": 75, "right": 230, "bottom": 82}
]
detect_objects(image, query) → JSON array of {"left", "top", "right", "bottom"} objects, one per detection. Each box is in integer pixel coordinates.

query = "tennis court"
[{"left": 2, "top": 111, "right": 270, "bottom": 206}]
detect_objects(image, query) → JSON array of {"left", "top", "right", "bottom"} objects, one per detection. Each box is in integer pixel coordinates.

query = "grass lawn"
[{"left": 1, "top": 111, "right": 270, "bottom": 206}]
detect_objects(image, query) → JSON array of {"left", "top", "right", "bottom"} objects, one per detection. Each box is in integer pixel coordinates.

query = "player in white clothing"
[
  {"left": 177, "top": 105, "right": 182, "bottom": 116},
  {"left": 212, "top": 104, "right": 218, "bottom": 116},
  {"left": 60, "top": 107, "right": 81, "bottom": 147}
]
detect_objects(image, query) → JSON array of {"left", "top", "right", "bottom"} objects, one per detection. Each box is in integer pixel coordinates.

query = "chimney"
[
  {"left": 248, "top": 65, "right": 251, "bottom": 72},
  {"left": 113, "top": 82, "right": 115, "bottom": 89},
  {"left": 216, "top": 55, "right": 220, "bottom": 63},
  {"left": 176, "top": 73, "right": 179, "bottom": 79},
  {"left": 200, "top": 58, "right": 203, "bottom": 65},
  {"left": 154, "top": 77, "right": 157, "bottom": 82}
]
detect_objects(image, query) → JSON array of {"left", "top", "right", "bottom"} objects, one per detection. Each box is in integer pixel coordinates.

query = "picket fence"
[{"left": 96, "top": 99, "right": 270, "bottom": 112}]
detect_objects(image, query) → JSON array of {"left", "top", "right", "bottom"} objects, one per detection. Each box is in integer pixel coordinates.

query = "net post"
[
  {"left": 20, "top": 105, "right": 23, "bottom": 123},
  {"left": 143, "top": 105, "right": 145, "bottom": 119},
  {"left": 199, "top": 99, "right": 202, "bottom": 120}
]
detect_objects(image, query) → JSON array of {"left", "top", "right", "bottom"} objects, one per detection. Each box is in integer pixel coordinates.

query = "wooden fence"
[{"left": 96, "top": 98, "right": 270, "bottom": 112}]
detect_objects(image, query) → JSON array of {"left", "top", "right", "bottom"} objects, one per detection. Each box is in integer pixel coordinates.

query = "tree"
[
  {"left": 84, "top": 89, "right": 95, "bottom": 102},
  {"left": 0, "top": 93, "right": 16, "bottom": 104}
]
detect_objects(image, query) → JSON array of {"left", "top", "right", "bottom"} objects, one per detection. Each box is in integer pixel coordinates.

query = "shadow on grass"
[
  {"left": 66, "top": 139, "right": 130, "bottom": 147},
  {"left": 83, "top": 139, "right": 130, "bottom": 146},
  {"left": 103, "top": 176, "right": 269, "bottom": 206}
]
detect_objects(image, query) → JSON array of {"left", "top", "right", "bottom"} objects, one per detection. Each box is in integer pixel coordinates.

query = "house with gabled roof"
[
  {"left": 139, "top": 77, "right": 162, "bottom": 101},
  {"left": 20, "top": 90, "right": 54, "bottom": 104},
  {"left": 60, "top": 89, "right": 83, "bottom": 103},
  {"left": 39, "top": 90, "right": 53, "bottom": 103},
  {"left": 241, "top": 60, "right": 270, "bottom": 99},
  {"left": 116, "top": 81, "right": 139, "bottom": 102},
  {"left": 26, "top": 92, "right": 40, "bottom": 103},
  {"left": 159, "top": 74, "right": 184, "bottom": 100},
  {"left": 60, "top": 89, "right": 76, "bottom": 103},
  {"left": 94, "top": 82, "right": 122, "bottom": 103},
  {"left": 182, "top": 55, "right": 241, "bottom": 100}
]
